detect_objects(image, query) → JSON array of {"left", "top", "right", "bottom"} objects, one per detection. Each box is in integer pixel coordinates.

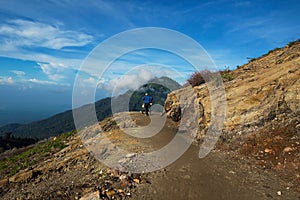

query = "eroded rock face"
[
  {"left": 164, "top": 93, "right": 181, "bottom": 122},
  {"left": 164, "top": 86, "right": 208, "bottom": 141},
  {"left": 164, "top": 40, "right": 300, "bottom": 142}
]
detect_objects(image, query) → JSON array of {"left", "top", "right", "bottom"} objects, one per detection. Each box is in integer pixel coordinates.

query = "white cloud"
[
  {"left": 83, "top": 77, "right": 105, "bottom": 86},
  {"left": 0, "top": 19, "right": 93, "bottom": 50},
  {"left": 38, "top": 62, "right": 67, "bottom": 81},
  {"left": 0, "top": 19, "right": 93, "bottom": 86},
  {"left": 99, "top": 68, "right": 155, "bottom": 94},
  {"left": 28, "top": 78, "right": 58, "bottom": 85},
  {"left": 0, "top": 76, "right": 14, "bottom": 85},
  {"left": 11, "top": 70, "right": 26, "bottom": 76}
]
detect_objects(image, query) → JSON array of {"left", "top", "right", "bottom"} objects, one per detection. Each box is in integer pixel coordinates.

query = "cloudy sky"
[{"left": 0, "top": 0, "right": 299, "bottom": 125}]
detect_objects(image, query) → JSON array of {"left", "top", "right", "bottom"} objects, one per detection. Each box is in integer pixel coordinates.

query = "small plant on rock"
[{"left": 187, "top": 70, "right": 214, "bottom": 87}]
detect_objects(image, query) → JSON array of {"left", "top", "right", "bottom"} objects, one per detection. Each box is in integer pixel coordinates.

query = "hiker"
[{"left": 142, "top": 93, "right": 153, "bottom": 116}]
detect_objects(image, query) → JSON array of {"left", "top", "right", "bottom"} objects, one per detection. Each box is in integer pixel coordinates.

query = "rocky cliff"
[
  {"left": 164, "top": 40, "right": 300, "bottom": 183},
  {"left": 165, "top": 39, "right": 300, "bottom": 141}
]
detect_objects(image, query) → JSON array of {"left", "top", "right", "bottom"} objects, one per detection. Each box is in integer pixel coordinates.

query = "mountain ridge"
[
  {"left": 0, "top": 39, "right": 299, "bottom": 199},
  {"left": 0, "top": 76, "right": 180, "bottom": 139}
]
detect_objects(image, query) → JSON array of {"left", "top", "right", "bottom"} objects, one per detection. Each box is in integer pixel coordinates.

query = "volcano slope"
[
  {"left": 1, "top": 112, "right": 299, "bottom": 200},
  {"left": 163, "top": 39, "right": 300, "bottom": 198},
  {"left": 1, "top": 40, "right": 300, "bottom": 200}
]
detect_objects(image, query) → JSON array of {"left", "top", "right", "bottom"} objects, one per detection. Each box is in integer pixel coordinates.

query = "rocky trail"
[
  {"left": 106, "top": 113, "right": 300, "bottom": 200},
  {"left": 1, "top": 40, "right": 300, "bottom": 199},
  {"left": 129, "top": 115, "right": 299, "bottom": 200},
  {"left": 0, "top": 112, "right": 299, "bottom": 200}
]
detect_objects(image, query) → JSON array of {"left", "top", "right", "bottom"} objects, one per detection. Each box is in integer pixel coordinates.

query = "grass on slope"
[{"left": 0, "top": 131, "right": 75, "bottom": 179}]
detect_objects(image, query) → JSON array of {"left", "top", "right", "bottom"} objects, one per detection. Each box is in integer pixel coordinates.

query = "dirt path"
[
  {"left": 124, "top": 113, "right": 299, "bottom": 200},
  {"left": 1, "top": 112, "right": 298, "bottom": 200}
]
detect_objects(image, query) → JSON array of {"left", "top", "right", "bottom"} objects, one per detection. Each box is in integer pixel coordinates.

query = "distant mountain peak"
[
  {"left": 0, "top": 76, "right": 180, "bottom": 139},
  {"left": 147, "top": 76, "right": 181, "bottom": 91}
]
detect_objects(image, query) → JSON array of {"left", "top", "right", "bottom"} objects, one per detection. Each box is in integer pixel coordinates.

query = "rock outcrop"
[
  {"left": 164, "top": 41, "right": 300, "bottom": 188},
  {"left": 165, "top": 40, "right": 300, "bottom": 141}
]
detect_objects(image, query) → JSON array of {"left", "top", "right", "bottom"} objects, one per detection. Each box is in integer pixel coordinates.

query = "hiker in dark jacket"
[{"left": 142, "top": 93, "right": 153, "bottom": 116}]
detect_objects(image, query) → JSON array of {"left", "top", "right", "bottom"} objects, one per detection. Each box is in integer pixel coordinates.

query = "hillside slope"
[
  {"left": 166, "top": 39, "right": 300, "bottom": 139},
  {"left": 0, "top": 77, "right": 180, "bottom": 139},
  {"left": 1, "top": 113, "right": 299, "bottom": 200},
  {"left": 165, "top": 39, "right": 300, "bottom": 190},
  {"left": 0, "top": 40, "right": 299, "bottom": 200}
]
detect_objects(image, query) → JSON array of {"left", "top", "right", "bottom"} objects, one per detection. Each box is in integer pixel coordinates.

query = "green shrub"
[
  {"left": 221, "top": 73, "right": 233, "bottom": 81},
  {"left": 287, "top": 40, "right": 298, "bottom": 47},
  {"left": 0, "top": 131, "right": 75, "bottom": 179},
  {"left": 247, "top": 57, "right": 256, "bottom": 62}
]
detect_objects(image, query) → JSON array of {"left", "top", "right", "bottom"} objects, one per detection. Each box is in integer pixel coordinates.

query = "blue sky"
[{"left": 0, "top": 0, "right": 299, "bottom": 126}]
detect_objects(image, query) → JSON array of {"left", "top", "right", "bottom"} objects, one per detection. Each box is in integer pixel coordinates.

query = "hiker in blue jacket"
[{"left": 142, "top": 93, "right": 153, "bottom": 116}]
